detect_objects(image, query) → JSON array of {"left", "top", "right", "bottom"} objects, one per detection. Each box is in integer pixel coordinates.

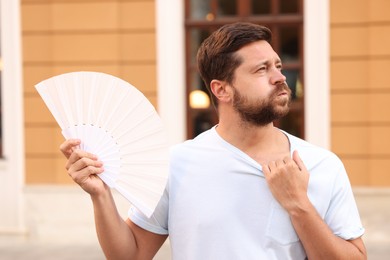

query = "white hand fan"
[{"left": 35, "top": 71, "right": 169, "bottom": 218}]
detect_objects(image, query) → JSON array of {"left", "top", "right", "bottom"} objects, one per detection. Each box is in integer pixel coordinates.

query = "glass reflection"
[
  {"left": 191, "top": 0, "right": 211, "bottom": 19},
  {"left": 283, "top": 69, "right": 301, "bottom": 100},
  {"left": 252, "top": 0, "right": 271, "bottom": 15},
  {"left": 280, "top": 0, "right": 299, "bottom": 14},
  {"left": 190, "top": 29, "right": 211, "bottom": 65},
  {"left": 280, "top": 26, "right": 299, "bottom": 62},
  {"left": 279, "top": 109, "right": 303, "bottom": 137},
  {"left": 193, "top": 111, "right": 215, "bottom": 137},
  {"left": 190, "top": 71, "right": 208, "bottom": 92},
  {"left": 217, "top": 0, "right": 237, "bottom": 16}
]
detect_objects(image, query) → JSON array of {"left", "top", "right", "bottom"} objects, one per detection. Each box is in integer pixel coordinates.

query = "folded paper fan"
[{"left": 35, "top": 71, "right": 169, "bottom": 218}]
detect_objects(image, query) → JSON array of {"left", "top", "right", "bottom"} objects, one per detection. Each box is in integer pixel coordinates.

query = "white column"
[
  {"left": 0, "top": 0, "right": 26, "bottom": 234},
  {"left": 304, "top": 0, "right": 330, "bottom": 149},
  {"left": 156, "top": 0, "right": 186, "bottom": 145}
]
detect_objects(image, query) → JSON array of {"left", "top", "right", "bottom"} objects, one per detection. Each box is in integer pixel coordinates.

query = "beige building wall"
[
  {"left": 330, "top": 0, "right": 390, "bottom": 186},
  {"left": 4, "top": 2, "right": 387, "bottom": 256},
  {"left": 21, "top": 0, "right": 390, "bottom": 187},
  {"left": 21, "top": 0, "right": 157, "bottom": 184}
]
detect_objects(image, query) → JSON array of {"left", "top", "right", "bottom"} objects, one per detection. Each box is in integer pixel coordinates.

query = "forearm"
[
  {"left": 289, "top": 200, "right": 366, "bottom": 260},
  {"left": 91, "top": 186, "right": 137, "bottom": 260}
]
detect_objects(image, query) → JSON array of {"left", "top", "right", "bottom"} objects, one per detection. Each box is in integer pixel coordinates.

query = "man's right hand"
[{"left": 60, "top": 139, "right": 106, "bottom": 196}]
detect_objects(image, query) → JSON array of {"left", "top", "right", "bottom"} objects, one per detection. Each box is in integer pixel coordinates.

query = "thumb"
[
  {"left": 60, "top": 139, "right": 81, "bottom": 159},
  {"left": 292, "top": 150, "right": 307, "bottom": 171}
]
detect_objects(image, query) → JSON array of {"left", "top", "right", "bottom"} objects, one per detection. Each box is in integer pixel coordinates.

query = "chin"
[{"left": 275, "top": 102, "right": 290, "bottom": 111}]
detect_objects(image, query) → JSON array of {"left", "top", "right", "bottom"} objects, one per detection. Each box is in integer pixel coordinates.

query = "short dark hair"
[{"left": 197, "top": 22, "right": 272, "bottom": 107}]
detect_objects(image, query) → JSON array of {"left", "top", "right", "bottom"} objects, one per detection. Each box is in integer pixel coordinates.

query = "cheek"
[{"left": 235, "top": 77, "right": 270, "bottom": 97}]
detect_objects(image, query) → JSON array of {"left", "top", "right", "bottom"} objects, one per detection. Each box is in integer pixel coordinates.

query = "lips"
[
  {"left": 275, "top": 82, "right": 291, "bottom": 97},
  {"left": 275, "top": 88, "right": 290, "bottom": 97}
]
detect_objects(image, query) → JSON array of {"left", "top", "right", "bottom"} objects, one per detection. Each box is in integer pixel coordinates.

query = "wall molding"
[
  {"left": 0, "top": 0, "right": 26, "bottom": 233},
  {"left": 304, "top": 0, "right": 330, "bottom": 148}
]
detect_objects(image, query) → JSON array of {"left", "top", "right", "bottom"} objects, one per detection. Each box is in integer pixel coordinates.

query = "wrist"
[
  {"left": 90, "top": 184, "right": 111, "bottom": 203},
  {"left": 285, "top": 197, "right": 313, "bottom": 217}
]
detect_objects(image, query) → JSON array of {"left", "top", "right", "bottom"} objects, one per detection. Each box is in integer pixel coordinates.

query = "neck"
[
  {"left": 216, "top": 117, "right": 276, "bottom": 151},
  {"left": 216, "top": 107, "right": 290, "bottom": 164}
]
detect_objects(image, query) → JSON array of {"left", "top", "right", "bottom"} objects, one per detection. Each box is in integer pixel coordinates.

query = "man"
[{"left": 61, "top": 22, "right": 366, "bottom": 259}]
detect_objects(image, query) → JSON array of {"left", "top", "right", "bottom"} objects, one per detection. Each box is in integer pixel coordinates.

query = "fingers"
[
  {"left": 68, "top": 158, "right": 104, "bottom": 183},
  {"left": 60, "top": 139, "right": 106, "bottom": 191},
  {"left": 262, "top": 151, "right": 310, "bottom": 212},
  {"left": 66, "top": 149, "right": 99, "bottom": 170},
  {"left": 60, "top": 139, "right": 81, "bottom": 159},
  {"left": 262, "top": 153, "right": 306, "bottom": 179},
  {"left": 292, "top": 150, "right": 307, "bottom": 172},
  {"left": 263, "top": 157, "right": 298, "bottom": 173},
  {"left": 66, "top": 150, "right": 104, "bottom": 185},
  {"left": 261, "top": 163, "right": 270, "bottom": 176}
]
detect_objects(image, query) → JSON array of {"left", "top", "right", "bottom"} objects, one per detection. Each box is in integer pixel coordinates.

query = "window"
[{"left": 185, "top": 0, "right": 304, "bottom": 138}]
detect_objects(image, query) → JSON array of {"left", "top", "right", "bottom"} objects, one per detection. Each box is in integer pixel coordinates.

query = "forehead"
[{"left": 236, "top": 40, "right": 280, "bottom": 65}]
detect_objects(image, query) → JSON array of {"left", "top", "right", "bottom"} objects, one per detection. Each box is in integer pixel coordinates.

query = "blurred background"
[{"left": 1, "top": 0, "right": 389, "bottom": 259}]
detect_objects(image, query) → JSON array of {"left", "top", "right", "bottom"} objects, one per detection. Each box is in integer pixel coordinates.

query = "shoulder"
[
  {"left": 170, "top": 127, "right": 217, "bottom": 156},
  {"left": 283, "top": 131, "right": 343, "bottom": 170}
]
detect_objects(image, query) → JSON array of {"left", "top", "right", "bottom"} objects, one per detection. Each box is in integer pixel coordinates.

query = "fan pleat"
[
  {"left": 101, "top": 85, "right": 133, "bottom": 131},
  {"left": 38, "top": 87, "right": 65, "bottom": 129},
  {"left": 36, "top": 71, "right": 169, "bottom": 218},
  {"left": 58, "top": 78, "right": 78, "bottom": 126},
  {"left": 109, "top": 98, "right": 155, "bottom": 139},
  {"left": 110, "top": 90, "right": 144, "bottom": 124},
  {"left": 114, "top": 183, "right": 161, "bottom": 217}
]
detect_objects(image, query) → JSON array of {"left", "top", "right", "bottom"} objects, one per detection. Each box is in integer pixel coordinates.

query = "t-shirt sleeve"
[
  {"left": 128, "top": 184, "right": 169, "bottom": 235},
  {"left": 324, "top": 157, "right": 365, "bottom": 240}
]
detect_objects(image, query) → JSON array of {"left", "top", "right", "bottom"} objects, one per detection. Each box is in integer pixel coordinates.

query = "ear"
[{"left": 210, "top": 79, "right": 233, "bottom": 104}]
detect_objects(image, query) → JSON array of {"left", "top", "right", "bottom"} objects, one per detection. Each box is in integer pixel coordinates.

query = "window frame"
[
  {"left": 184, "top": 0, "right": 305, "bottom": 139},
  {"left": 156, "top": 0, "right": 330, "bottom": 148}
]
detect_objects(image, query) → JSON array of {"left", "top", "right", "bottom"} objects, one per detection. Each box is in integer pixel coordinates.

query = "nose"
[{"left": 270, "top": 68, "right": 286, "bottom": 86}]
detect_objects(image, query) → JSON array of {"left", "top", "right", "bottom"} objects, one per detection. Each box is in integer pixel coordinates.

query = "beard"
[{"left": 232, "top": 82, "right": 291, "bottom": 126}]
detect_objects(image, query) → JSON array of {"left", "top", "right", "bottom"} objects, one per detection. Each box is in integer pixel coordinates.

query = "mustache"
[{"left": 273, "top": 81, "right": 291, "bottom": 96}]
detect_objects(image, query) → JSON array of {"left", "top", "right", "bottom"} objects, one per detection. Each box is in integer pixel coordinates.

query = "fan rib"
[{"left": 35, "top": 71, "right": 169, "bottom": 218}]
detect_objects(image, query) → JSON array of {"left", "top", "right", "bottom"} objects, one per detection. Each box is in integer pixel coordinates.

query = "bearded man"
[{"left": 61, "top": 22, "right": 366, "bottom": 260}]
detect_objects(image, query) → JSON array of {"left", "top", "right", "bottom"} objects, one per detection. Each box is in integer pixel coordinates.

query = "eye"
[
  {"left": 256, "top": 66, "right": 266, "bottom": 72},
  {"left": 276, "top": 64, "right": 283, "bottom": 71}
]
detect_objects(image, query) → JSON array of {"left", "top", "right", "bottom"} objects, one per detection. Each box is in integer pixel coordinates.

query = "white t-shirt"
[{"left": 129, "top": 126, "right": 364, "bottom": 259}]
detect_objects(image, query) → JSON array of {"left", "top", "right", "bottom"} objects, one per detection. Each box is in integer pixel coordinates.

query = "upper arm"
[{"left": 125, "top": 218, "right": 168, "bottom": 260}]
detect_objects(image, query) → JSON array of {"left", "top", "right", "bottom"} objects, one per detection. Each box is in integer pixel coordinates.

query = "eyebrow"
[{"left": 251, "top": 58, "right": 282, "bottom": 72}]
